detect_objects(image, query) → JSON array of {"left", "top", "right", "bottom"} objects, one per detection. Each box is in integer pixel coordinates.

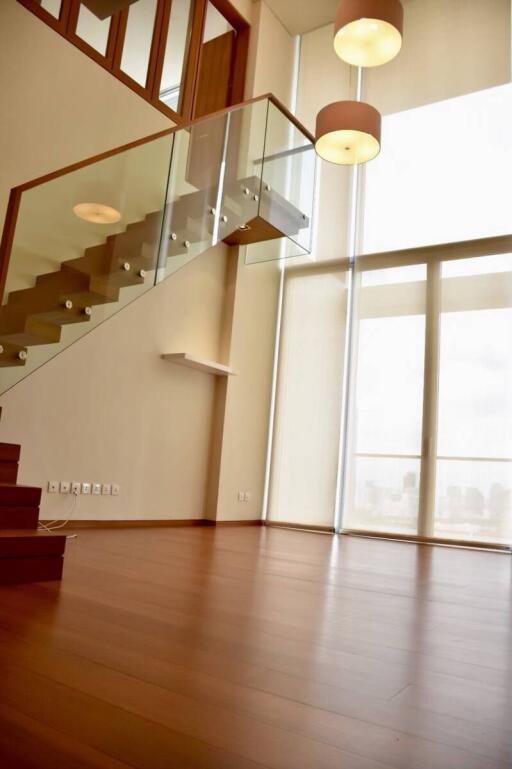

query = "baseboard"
[
  {"left": 41, "top": 519, "right": 206, "bottom": 529},
  {"left": 264, "top": 521, "right": 335, "bottom": 534},
  {"left": 210, "top": 520, "right": 264, "bottom": 527},
  {"left": 40, "top": 518, "right": 264, "bottom": 529}
]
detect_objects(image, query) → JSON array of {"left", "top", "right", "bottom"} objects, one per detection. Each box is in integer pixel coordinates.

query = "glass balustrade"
[{"left": 0, "top": 96, "right": 316, "bottom": 395}]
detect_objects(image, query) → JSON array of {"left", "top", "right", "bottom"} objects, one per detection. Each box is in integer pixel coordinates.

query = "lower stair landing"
[
  {"left": 0, "top": 530, "right": 66, "bottom": 584},
  {"left": 0, "top": 432, "right": 66, "bottom": 584}
]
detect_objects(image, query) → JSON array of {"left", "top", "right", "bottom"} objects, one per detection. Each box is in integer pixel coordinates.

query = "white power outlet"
[
  {"left": 82, "top": 482, "right": 91, "bottom": 495},
  {"left": 102, "top": 483, "right": 112, "bottom": 496},
  {"left": 48, "top": 481, "right": 59, "bottom": 493},
  {"left": 92, "top": 483, "right": 102, "bottom": 495},
  {"left": 112, "top": 484, "right": 120, "bottom": 496},
  {"left": 71, "top": 482, "right": 81, "bottom": 495},
  {"left": 238, "top": 490, "right": 245, "bottom": 502},
  {"left": 244, "top": 492, "right": 251, "bottom": 502},
  {"left": 60, "top": 481, "right": 71, "bottom": 494}
]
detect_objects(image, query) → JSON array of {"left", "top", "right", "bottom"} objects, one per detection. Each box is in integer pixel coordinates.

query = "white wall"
[
  {"left": 0, "top": 245, "right": 229, "bottom": 521},
  {"left": 0, "top": 0, "right": 298, "bottom": 524},
  {"left": 245, "top": 1, "right": 296, "bottom": 106},
  {"left": 0, "top": 0, "right": 225, "bottom": 522},
  {"left": 211, "top": 0, "right": 297, "bottom": 522}
]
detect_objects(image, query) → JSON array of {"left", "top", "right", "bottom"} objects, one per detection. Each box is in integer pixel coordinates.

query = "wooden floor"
[{"left": 0, "top": 526, "right": 510, "bottom": 769}]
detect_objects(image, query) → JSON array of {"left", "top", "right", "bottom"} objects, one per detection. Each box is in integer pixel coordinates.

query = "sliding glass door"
[{"left": 343, "top": 251, "right": 512, "bottom": 548}]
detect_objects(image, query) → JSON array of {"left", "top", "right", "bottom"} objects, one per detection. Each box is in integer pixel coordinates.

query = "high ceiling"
[
  {"left": 261, "top": 0, "right": 339, "bottom": 34},
  {"left": 262, "top": 0, "right": 412, "bottom": 35}
]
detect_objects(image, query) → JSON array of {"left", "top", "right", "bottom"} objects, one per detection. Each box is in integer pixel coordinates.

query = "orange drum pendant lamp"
[
  {"left": 334, "top": 0, "right": 404, "bottom": 68},
  {"left": 315, "top": 0, "right": 403, "bottom": 165},
  {"left": 315, "top": 100, "right": 381, "bottom": 165}
]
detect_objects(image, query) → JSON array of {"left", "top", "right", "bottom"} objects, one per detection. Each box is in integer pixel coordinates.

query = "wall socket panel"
[
  {"left": 238, "top": 490, "right": 251, "bottom": 502},
  {"left": 48, "top": 481, "right": 120, "bottom": 495}
]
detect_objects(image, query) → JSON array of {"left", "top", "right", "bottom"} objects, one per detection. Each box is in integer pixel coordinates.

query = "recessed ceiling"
[{"left": 262, "top": 0, "right": 412, "bottom": 36}]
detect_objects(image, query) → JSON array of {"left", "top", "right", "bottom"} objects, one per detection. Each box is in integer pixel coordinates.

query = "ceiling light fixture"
[
  {"left": 73, "top": 203, "right": 122, "bottom": 224},
  {"left": 315, "top": 100, "right": 381, "bottom": 165},
  {"left": 334, "top": 0, "right": 404, "bottom": 68}
]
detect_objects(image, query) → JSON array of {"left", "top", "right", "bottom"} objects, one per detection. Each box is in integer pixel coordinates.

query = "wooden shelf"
[{"left": 161, "top": 353, "right": 236, "bottom": 377}]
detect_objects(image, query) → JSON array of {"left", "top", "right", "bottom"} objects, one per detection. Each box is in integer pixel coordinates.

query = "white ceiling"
[
  {"left": 261, "top": 0, "right": 413, "bottom": 36},
  {"left": 261, "top": 0, "right": 338, "bottom": 34}
]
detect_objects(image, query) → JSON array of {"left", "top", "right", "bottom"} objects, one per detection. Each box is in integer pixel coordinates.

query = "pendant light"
[
  {"left": 334, "top": 0, "right": 404, "bottom": 68},
  {"left": 315, "top": 101, "right": 381, "bottom": 165}
]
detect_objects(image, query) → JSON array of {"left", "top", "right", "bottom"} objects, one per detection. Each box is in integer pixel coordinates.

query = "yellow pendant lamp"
[
  {"left": 334, "top": 0, "right": 404, "bottom": 68},
  {"left": 315, "top": 100, "right": 381, "bottom": 165}
]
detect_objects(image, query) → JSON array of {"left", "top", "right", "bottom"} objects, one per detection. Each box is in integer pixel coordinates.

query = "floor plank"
[{"left": 0, "top": 526, "right": 510, "bottom": 768}]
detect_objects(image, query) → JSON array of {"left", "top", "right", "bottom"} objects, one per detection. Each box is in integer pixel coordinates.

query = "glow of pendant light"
[
  {"left": 315, "top": 100, "right": 381, "bottom": 165},
  {"left": 73, "top": 202, "right": 122, "bottom": 224},
  {"left": 334, "top": 0, "right": 404, "bottom": 67}
]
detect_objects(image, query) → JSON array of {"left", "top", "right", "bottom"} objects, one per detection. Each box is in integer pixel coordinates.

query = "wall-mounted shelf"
[{"left": 161, "top": 353, "right": 236, "bottom": 377}]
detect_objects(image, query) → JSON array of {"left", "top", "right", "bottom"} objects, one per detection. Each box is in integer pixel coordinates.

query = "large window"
[
  {"left": 345, "top": 264, "right": 427, "bottom": 535},
  {"left": 343, "top": 250, "right": 512, "bottom": 548},
  {"left": 20, "top": 0, "right": 249, "bottom": 121}
]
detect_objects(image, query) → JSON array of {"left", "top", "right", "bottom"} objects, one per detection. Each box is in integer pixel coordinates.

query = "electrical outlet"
[
  {"left": 112, "top": 484, "right": 120, "bottom": 496},
  {"left": 60, "top": 481, "right": 71, "bottom": 494},
  {"left": 82, "top": 482, "right": 91, "bottom": 495},
  {"left": 238, "top": 490, "right": 245, "bottom": 502},
  {"left": 48, "top": 481, "right": 59, "bottom": 494},
  {"left": 244, "top": 492, "right": 251, "bottom": 502},
  {"left": 102, "top": 483, "right": 112, "bottom": 496},
  {"left": 71, "top": 482, "right": 81, "bottom": 495},
  {"left": 92, "top": 483, "right": 101, "bottom": 496}
]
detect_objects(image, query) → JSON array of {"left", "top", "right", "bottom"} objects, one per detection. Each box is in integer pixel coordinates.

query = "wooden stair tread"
[
  {"left": 0, "top": 556, "right": 64, "bottom": 583},
  {"left": 0, "top": 484, "right": 42, "bottom": 507},
  {"left": 0, "top": 506, "right": 40, "bottom": 529},
  {"left": 0, "top": 529, "right": 66, "bottom": 558},
  {"left": 0, "top": 443, "right": 21, "bottom": 462}
]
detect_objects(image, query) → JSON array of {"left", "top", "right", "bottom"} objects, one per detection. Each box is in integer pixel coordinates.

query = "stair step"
[
  {"left": 0, "top": 461, "right": 18, "bottom": 484},
  {"left": 0, "top": 443, "right": 21, "bottom": 463},
  {"left": 0, "top": 555, "right": 64, "bottom": 584},
  {"left": 0, "top": 314, "right": 62, "bottom": 347},
  {"left": 0, "top": 484, "right": 42, "bottom": 507},
  {"left": 0, "top": 529, "right": 66, "bottom": 558},
  {"left": 0, "top": 506, "right": 39, "bottom": 529}
]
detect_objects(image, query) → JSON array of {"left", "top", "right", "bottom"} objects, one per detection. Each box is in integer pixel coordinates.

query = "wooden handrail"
[{"left": 11, "top": 93, "right": 314, "bottom": 195}]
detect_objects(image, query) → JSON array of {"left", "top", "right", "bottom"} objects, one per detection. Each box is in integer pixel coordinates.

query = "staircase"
[
  {"left": 0, "top": 174, "right": 307, "bottom": 362},
  {"left": 0, "top": 412, "right": 66, "bottom": 584},
  {"left": 0, "top": 95, "right": 315, "bottom": 583}
]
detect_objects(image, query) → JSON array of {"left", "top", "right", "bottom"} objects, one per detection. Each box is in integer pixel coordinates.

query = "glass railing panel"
[
  {"left": 0, "top": 134, "right": 173, "bottom": 394},
  {"left": 245, "top": 99, "right": 316, "bottom": 263},
  {"left": 0, "top": 95, "right": 316, "bottom": 395},
  {"left": 156, "top": 99, "right": 268, "bottom": 282}
]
